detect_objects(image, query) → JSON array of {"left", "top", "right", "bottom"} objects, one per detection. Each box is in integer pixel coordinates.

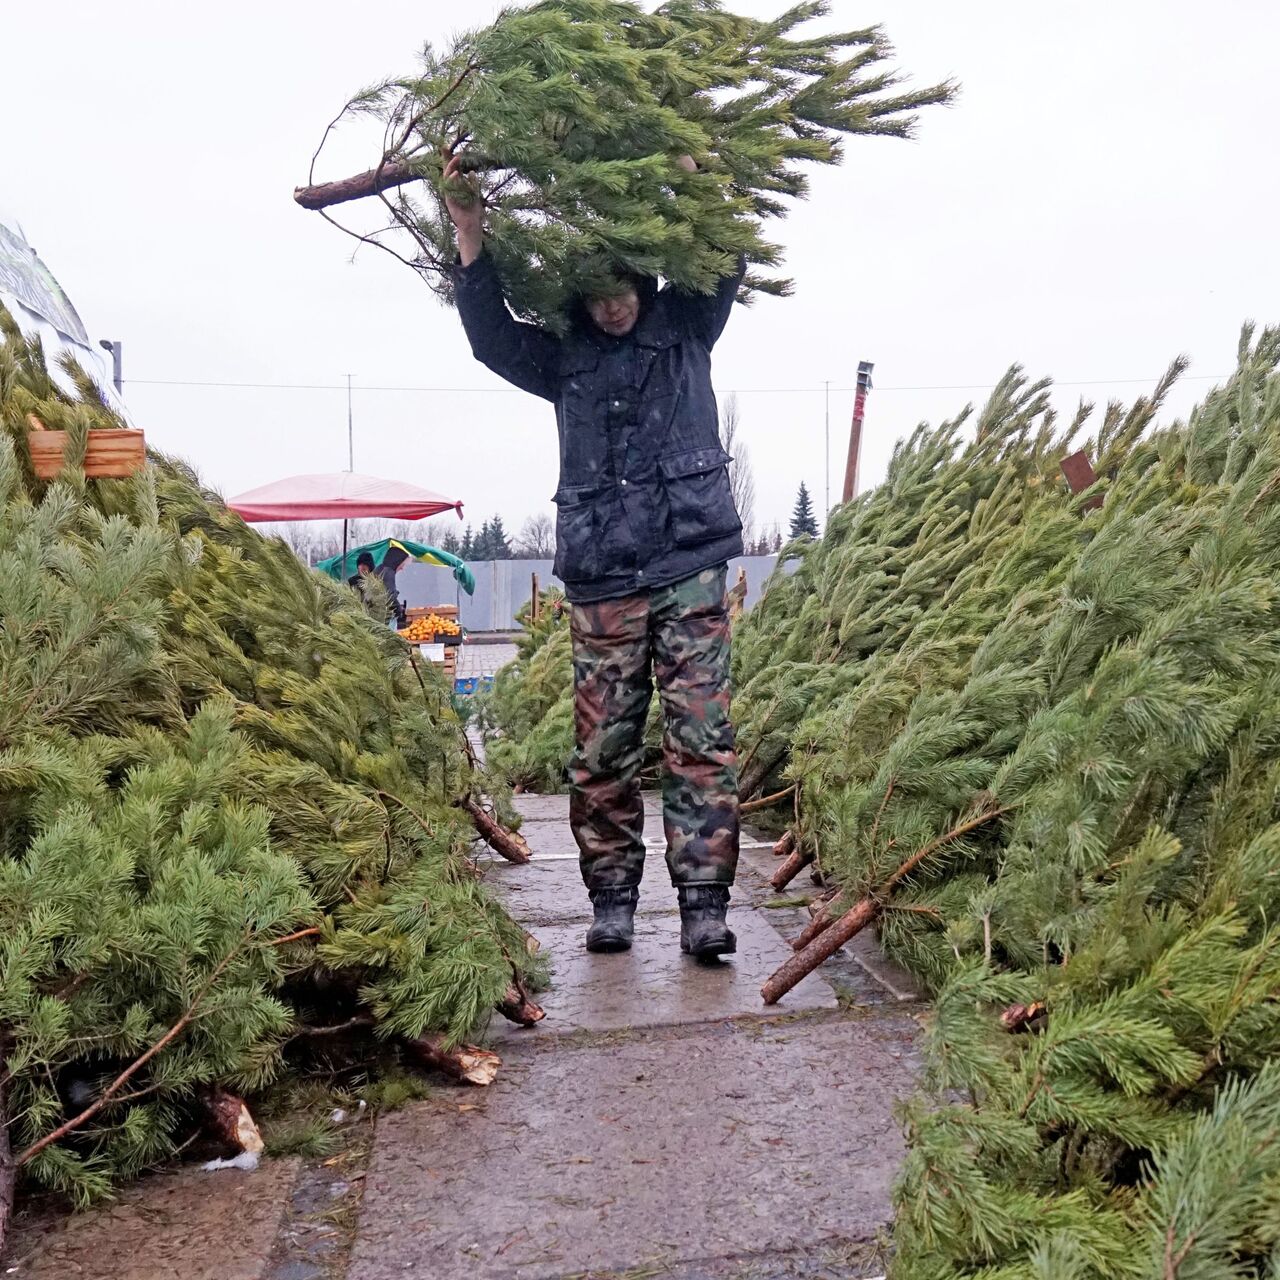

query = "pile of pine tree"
[
  {"left": 481, "top": 591, "right": 576, "bottom": 791},
  {"left": 295, "top": 0, "right": 952, "bottom": 327},
  {"left": 0, "top": 309, "right": 541, "bottom": 1245},
  {"left": 731, "top": 330, "right": 1280, "bottom": 1275}
]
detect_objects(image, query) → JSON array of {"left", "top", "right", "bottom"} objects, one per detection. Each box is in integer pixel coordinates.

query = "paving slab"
[
  {"left": 489, "top": 905, "right": 836, "bottom": 1040},
  {"left": 349, "top": 1015, "right": 918, "bottom": 1280},
  {"left": 4, "top": 1159, "right": 299, "bottom": 1280}
]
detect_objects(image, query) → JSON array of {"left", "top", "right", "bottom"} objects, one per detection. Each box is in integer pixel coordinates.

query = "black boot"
[
  {"left": 585, "top": 886, "right": 639, "bottom": 953},
  {"left": 678, "top": 885, "right": 736, "bottom": 959}
]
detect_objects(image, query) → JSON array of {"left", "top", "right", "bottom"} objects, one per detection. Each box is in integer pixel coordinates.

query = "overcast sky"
[{"left": 4, "top": 1, "right": 1278, "bottom": 540}]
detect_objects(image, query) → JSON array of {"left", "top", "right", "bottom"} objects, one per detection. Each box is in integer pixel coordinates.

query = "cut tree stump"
[
  {"left": 497, "top": 984, "right": 546, "bottom": 1027},
  {"left": 772, "top": 831, "right": 796, "bottom": 858},
  {"left": 405, "top": 1033, "right": 501, "bottom": 1086},
  {"left": 200, "top": 1086, "right": 264, "bottom": 1154}
]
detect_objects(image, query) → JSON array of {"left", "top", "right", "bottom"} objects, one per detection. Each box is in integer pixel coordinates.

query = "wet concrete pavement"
[{"left": 4, "top": 793, "right": 924, "bottom": 1280}]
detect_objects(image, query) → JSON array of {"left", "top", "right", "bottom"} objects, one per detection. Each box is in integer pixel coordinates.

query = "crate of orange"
[{"left": 399, "top": 608, "right": 464, "bottom": 646}]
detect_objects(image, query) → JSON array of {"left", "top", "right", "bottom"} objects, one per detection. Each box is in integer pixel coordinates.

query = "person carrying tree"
[{"left": 443, "top": 149, "right": 744, "bottom": 959}]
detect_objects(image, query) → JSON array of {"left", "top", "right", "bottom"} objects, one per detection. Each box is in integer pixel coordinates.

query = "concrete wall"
[{"left": 399, "top": 555, "right": 783, "bottom": 632}]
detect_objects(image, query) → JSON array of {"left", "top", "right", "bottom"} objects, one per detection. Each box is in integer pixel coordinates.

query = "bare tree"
[
  {"left": 515, "top": 512, "right": 556, "bottom": 559},
  {"left": 719, "top": 394, "right": 756, "bottom": 543},
  {"left": 269, "top": 517, "right": 460, "bottom": 567}
]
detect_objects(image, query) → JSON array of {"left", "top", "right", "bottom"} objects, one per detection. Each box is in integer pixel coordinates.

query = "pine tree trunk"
[
  {"left": 404, "top": 1033, "right": 501, "bottom": 1085},
  {"left": 772, "top": 830, "right": 796, "bottom": 858},
  {"left": 792, "top": 897, "right": 838, "bottom": 950},
  {"left": 458, "top": 797, "right": 532, "bottom": 863},
  {"left": 770, "top": 842, "right": 815, "bottom": 891},
  {"left": 739, "top": 751, "right": 786, "bottom": 801},
  {"left": 0, "top": 1068, "right": 14, "bottom": 1259},
  {"left": 762, "top": 806, "right": 1007, "bottom": 1004},
  {"left": 762, "top": 898, "right": 879, "bottom": 1004},
  {"left": 293, "top": 161, "right": 420, "bottom": 210}
]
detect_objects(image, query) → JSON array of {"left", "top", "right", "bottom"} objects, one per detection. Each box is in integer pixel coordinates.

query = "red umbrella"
[{"left": 227, "top": 471, "right": 464, "bottom": 523}]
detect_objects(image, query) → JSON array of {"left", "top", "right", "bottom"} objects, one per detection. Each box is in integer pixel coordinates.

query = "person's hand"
[
  {"left": 442, "top": 146, "right": 484, "bottom": 264},
  {"left": 676, "top": 154, "right": 698, "bottom": 174}
]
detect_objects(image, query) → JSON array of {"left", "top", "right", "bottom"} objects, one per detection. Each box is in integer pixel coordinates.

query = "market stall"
[
  {"left": 227, "top": 473, "right": 468, "bottom": 682},
  {"left": 316, "top": 538, "right": 475, "bottom": 685}
]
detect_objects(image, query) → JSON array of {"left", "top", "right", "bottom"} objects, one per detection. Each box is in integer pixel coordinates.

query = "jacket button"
[
  {"left": 612, "top": 400, "right": 622, "bottom": 408},
  {"left": 620, "top": 478, "right": 628, "bottom": 486}
]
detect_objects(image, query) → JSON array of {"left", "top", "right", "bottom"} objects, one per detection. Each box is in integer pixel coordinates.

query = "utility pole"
[
  {"left": 842, "top": 361, "right": 874, "bottom": 504},
  {"left": 346, "top": 373, "right": 354, "bottom": 471},
  {"left": 98, "top": 339, "right": 123, "bottom": 396},
  {"left": 823, "top": 380, "right": 831, "bottom": 518}
]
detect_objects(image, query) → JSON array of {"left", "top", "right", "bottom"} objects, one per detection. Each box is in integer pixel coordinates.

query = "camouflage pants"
[{"left": 568, "top": 565, "right": 739, "bottom": 890}]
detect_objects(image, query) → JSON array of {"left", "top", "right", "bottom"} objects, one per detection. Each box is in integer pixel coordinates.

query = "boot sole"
[
  {"left": 585, "top": 936, "right": 633, "bottom": 954},
  {"left": 681, "top": 936, "right": 737, "bottom": 958}
]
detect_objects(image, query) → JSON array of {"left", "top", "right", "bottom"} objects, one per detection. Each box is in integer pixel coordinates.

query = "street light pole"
[{"left": 98, "top": 339, "right": 123, "bottom": 396}]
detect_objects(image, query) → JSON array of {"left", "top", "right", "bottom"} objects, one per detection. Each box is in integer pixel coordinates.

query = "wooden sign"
[
  {"left": 28, "top": 428, "right": 146, "bottom": 480},
  {"left": 1060, "top": 450, "right": 1104, "bottom": 511}
]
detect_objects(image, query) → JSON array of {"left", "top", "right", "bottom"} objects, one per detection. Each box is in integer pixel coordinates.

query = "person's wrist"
[{"left": 456, "top": 227, "right": 484, "bottom": 267}]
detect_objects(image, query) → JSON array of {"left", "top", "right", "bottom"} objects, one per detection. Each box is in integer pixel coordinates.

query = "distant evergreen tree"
[
  {"left": 460, "top": 525, "right": 476, "bottom": 559},
  {"left": 487, "top": 514, "right": 512, "bottom": 560},
  {"left": 440, "top": 528, "right": 461, "bottom": 555},
  {"left": 789, "top": 483, "right": 819, "bottom": 539}
]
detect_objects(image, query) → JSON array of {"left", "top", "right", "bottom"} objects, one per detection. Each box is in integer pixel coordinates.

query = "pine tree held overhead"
[{"left": 297, "top": 0, "right": 954, "bottom": 328}]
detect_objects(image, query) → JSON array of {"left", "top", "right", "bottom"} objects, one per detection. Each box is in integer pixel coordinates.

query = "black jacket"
[{"left": 454, "top": 250, "right": 746, "bottom": 602}]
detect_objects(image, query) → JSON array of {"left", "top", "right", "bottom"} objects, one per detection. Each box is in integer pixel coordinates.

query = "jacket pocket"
[
  {"left": 659, "top": 447, "right": 742, "bottom": 548},
  {"left": 552, "top": 484, "right": 602, "bottom": 582}
]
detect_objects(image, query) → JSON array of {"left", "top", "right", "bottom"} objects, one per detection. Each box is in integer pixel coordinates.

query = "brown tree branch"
[
  {"left": 269, "top": 926, "right": 322, "bottom": 948},
  {"left": 404, "top": 1032, "right": 500, "bottom": 1085},
  {"left": 458, "top": 796, "right": 531, "bottom": 863}
]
